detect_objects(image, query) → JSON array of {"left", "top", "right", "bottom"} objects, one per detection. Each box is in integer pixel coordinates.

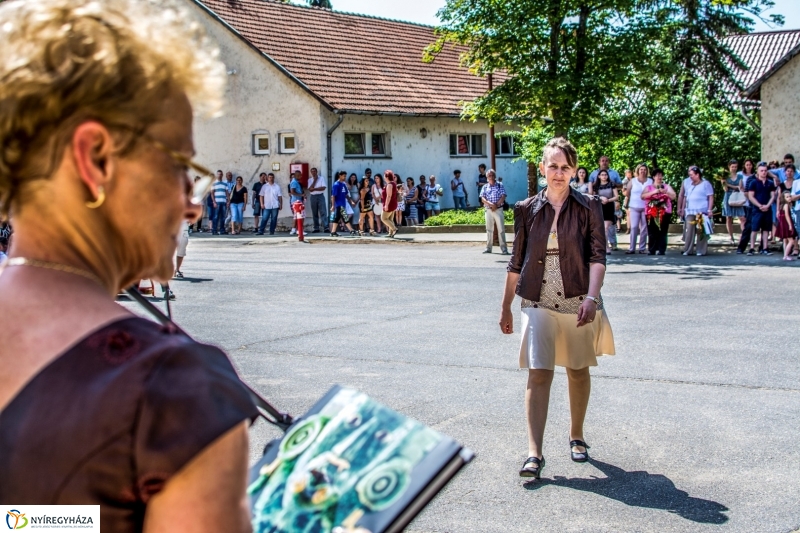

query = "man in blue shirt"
[
  {"left": 329, "top": 171, "right": 355, "bottom": 237},
  {"left": 589, "top": 155, "right": 623, "bottom": 185},
  {"left": 768, "top": 153, "right": 795, "bottom": 183},
  {"left": 746, "top": 162, "right": 778, "bottom": 256}
]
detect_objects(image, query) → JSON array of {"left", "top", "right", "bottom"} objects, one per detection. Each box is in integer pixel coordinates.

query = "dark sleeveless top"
[{"left": 0, "top": 317, "right": 259, "bottom": 532}]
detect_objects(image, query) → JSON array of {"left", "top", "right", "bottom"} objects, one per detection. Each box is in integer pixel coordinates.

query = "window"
[
  {"left": 279, "top": 132, "right": 296, "bottom": 154},
  {"left": 450, "top": 134, "right": 485, "bottom": 157},
  {"left": 495, "top": 136, "right": 517, "bottom": 156},
  {"left": 371, "top": 133, "right": 386, "bottom": 155},
  {"left": 344, "top": 132, "right": 390, "bottom": 158},
  {"left": 252, "top": 133, "right": 270, "bottom": 155},
  {"left": 345, "top": 133, "right": 365, "bottom": 155}
]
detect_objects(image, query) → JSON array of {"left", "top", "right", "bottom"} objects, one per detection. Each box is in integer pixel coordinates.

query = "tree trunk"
[{"left": 528, "top": 162, "right": 538, "bottom": 197}]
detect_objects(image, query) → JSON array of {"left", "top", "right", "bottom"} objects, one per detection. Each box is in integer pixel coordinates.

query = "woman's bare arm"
[
  {"left": 144, "top": 423, "right": 251, "bottom": 533},
  {"left": 499, "top": 272, "right": 520, "bottom": 334}
]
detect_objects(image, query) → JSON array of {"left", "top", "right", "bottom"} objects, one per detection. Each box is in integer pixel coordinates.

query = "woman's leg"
[
  {"left": 566, "top": 367, "right": 591, "bottom": 450},
  {"left": 646, "top": 219, "right": 658, "bottom": 254},
  {"left": 629, "top": 208, "right": 642, "bottom": 251},
  {"left": 375, "top": 211, "right": 383, "bottom": 233},
  {"left": 637, "top": 208, "right": 648, "bottom": 251},
  {"left": 683, "top": 216, "right": 696, "bottom": 254},
  {"left": 726, "top": 216, "right": 734, "bottom": 242},
  {"left": 526, "top": 369, "right": 554, "bottom": 459},
  {"left": 739, "top": 215, "right": 746, "bottom": 233},
  {"left": 381, "top": 211, "right": 397, "bottom": 234}
]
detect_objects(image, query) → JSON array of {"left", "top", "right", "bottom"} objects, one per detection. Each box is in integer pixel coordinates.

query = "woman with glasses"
[
  {"left": 0, "top": 1, "right": 258, "bottom": 530},
  {"left": 358, "top": 177, "right": 376, "bottom": 236},
  {"left": 229, "top": 176, "right": 247, "bottom": 235}
]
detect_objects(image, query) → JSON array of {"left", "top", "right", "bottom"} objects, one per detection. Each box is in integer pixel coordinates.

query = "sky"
[{"left": 327, "top": 0, "right": 800, "bottom": 32}]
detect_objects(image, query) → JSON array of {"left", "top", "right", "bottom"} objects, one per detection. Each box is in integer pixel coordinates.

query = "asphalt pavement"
[{"left": 121, "top": 235, "right": 800, "bottom": 533}]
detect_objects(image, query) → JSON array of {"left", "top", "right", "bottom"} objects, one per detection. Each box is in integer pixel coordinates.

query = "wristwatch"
[{"left": 585, "top": 296, "right": 599, "bottom": 305}]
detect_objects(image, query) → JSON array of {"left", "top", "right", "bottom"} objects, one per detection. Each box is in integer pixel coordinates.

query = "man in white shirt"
[
  {"left": 307, "top": 167, "right": 328, "bottom": 233},
  {"left": 589, "top": 155, "right": 623, "bottom": 185},
  {"left": 258, "top": 173, "right": 283, "bottom": 235}
]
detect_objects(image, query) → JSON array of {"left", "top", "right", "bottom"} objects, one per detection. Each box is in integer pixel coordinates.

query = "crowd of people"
[
  {"left": 193, "top": 163, "right": 509, "bottom": 246},
  {"left": 569, "top": 154, "right": 800, "bottom": 259}
]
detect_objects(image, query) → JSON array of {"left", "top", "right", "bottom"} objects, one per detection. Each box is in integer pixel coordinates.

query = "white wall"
[
  {"left": 761, "top": 53, "right": 800, "bottom": 162},
  {"left": 325, "top": 113, "right": 529, "bottom": 208},
  {"left": 188, "top": 3, "right": 326, "bottom": 221}
]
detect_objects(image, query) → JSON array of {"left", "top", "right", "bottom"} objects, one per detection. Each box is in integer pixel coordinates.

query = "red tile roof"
[
  {"left": 726, "top": 29, "right": 800, "bottom": 100},
  {"left": 193, "top": 0, "right": 490, "bottom": 116}
]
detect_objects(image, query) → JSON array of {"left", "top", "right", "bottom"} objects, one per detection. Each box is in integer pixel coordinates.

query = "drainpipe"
[
  {"left": 488, "top": 74, "right": 496, "bottom": 171},
  {"left": 739, "top": 102, "right": 760, "bottom": 132},
  {"left": 326, "top": 112, "right": 344, "bottom": 194}
]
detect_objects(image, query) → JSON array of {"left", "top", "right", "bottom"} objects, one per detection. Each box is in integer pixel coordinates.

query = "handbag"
[
  {"left": 702, "top": 214, "right": 714, "bottom": 235},
  {"left": 728, "top": 191, "right": 746, "bottom": 207}
]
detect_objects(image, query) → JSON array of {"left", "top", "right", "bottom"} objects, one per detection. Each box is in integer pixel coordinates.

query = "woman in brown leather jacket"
[{"left": 499, "top": 138, "right": 616, "bottom": 480}]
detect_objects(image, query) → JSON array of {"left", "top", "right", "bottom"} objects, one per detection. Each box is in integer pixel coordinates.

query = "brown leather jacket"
[{"left": 507, "top": 188, "right": 607, "bottom": 301}]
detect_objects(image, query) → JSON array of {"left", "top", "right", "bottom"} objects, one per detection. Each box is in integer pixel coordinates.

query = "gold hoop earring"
[{"left": 85, "top": 187, "right": 105, "bottom": 209}]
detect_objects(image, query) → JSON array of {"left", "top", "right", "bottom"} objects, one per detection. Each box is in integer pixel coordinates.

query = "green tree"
[
  {"left": 308, "top": 0, "right": 332, "bottom": 8},
  {"left": 426, "top": 0, "right": 655, "bottom": 137}
]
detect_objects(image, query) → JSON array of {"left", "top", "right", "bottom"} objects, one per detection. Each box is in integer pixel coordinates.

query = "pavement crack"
[
  {"left": 234, "top": 297, "right": 487, "bottom": 350},
  {"left": 238, "top": 350, "right": 800, "bottom": 393}
]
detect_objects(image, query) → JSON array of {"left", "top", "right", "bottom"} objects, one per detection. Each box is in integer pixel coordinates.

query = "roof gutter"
[
  {"left": 326, "top": 112, "right": 345, "bottom": 193},
  {"left": 337, "top": 109, "right": 462, "bottom": 118},
  {"left": 189, "top": 0, "right": 334, "bottom": 111},
  {"left": 742, "top": 42, "right": 800, "bottom": 100},
  {"left": 739, "top": 101, "right": 760, "bottom": 132}
]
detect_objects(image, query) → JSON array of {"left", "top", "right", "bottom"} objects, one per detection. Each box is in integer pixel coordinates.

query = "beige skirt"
[{"left": 519, "top": 307, "right": 615, "bottom": 370}]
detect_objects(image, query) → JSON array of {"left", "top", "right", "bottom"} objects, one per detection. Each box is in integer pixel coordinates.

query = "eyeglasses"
[{"left": 138, "top": 134, "right": 214, "bottom": 205}]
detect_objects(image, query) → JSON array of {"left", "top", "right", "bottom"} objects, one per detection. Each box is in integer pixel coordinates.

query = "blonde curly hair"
[{"left": 0, "top": 0, "right": 226, "bottom": 216}]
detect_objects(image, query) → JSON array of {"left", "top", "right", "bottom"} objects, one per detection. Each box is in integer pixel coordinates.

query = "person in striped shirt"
[{"left": 211, "top": 171, "right": 230, "bottom": 235}]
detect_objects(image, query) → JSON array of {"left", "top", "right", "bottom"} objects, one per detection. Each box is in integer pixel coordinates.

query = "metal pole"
[{"left": 488, "top": 74, "right": 496, "bottom": 172}]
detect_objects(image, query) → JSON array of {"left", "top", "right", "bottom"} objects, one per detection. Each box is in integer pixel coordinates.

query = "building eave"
[
  {"left": 742, "top": 42, "right": 800, "bottom": 100},
  {"left": 189, "top": 0, "right": 335, "bottom": 112}
]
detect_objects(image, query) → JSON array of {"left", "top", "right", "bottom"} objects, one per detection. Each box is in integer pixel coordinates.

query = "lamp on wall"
[{"left": 420, "top": 128, "right": 428, "bottom": 139}]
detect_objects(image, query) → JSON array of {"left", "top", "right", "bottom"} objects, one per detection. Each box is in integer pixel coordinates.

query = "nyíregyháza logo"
[{"left": 6, "top": 510, "right": 28, "bottom": 530}]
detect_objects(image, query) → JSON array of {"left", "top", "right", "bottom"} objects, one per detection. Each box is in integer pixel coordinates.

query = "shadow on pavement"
[
  {"left": 524, "top": 459, "right": 729, "bottom": 525},
  {"left": 173, "top": 277, "right": 214, "bottom": 283}
]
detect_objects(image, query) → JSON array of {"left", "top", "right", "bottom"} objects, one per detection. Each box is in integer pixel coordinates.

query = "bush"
[{"left": 424, "top": 208, "right": 514, "bottom": 226}]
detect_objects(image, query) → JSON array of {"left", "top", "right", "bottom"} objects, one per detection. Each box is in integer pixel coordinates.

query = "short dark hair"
[
  {"left": 310, "top": 167, "right": 317, "bottom": 172},
  {"left": 365, "top": 168, "right": 372, "bottom": 173},
  {"left": 478, "top": 164, "right": 486, "bottom": 170},
  {"left": 653, "top": 168, "right": 664, "bottom": 177},
  {"left": 259, "top": 172, "right": 267, "bottom": 178},
  {"left": 267, "top": 172, "right": 275, "bottom": 178},
  {"left": 728, "top": 159, "right": 738, "bottom": 166},
  {"left": 787, "top": 164, "right": 797, "bottom": 172},
  {"left": 454, "top": 169, "right": 461, "bottom": 175},
  {"left": 784, "top": 154, "right": 795, "bottom": 161}
]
